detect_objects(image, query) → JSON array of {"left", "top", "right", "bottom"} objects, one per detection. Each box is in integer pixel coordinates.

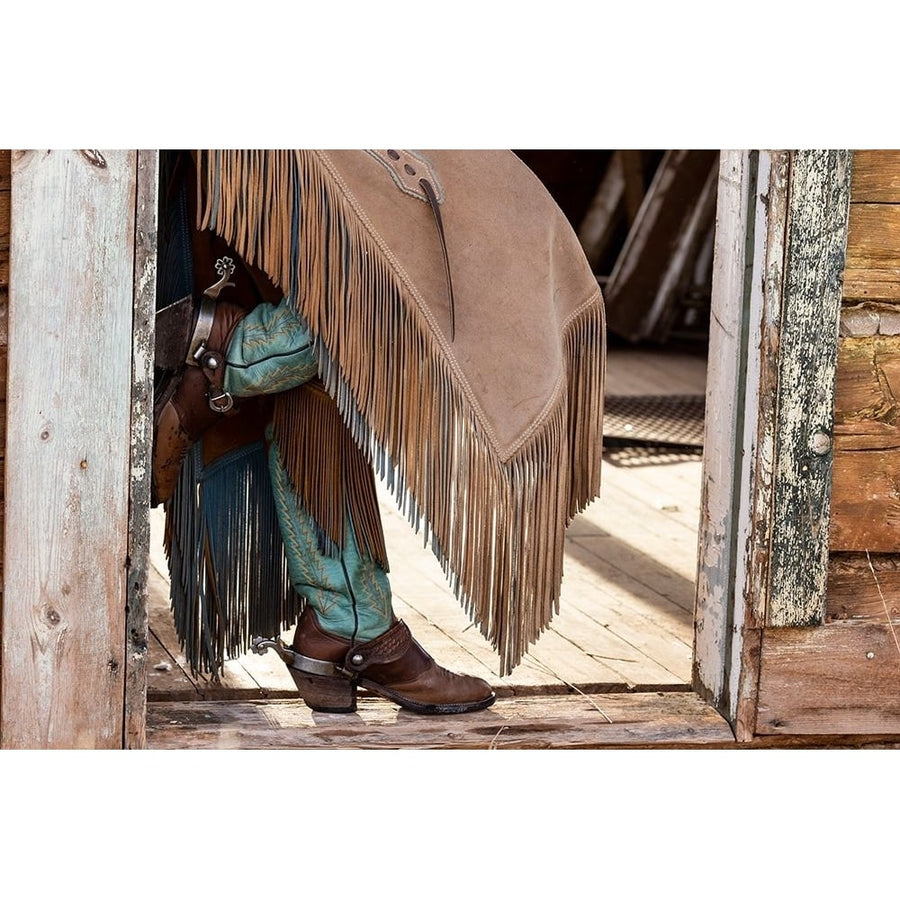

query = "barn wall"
[
  {"left": 755, "top": 150, "right": 900, "bottom": 736},
  {"left": 828, "top": 150, "right": 900, "bottom": 615}
]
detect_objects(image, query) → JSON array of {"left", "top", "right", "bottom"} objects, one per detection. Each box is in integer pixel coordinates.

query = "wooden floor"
[{"left": 146, "top": 345, "right": 720, "bottom": 748}]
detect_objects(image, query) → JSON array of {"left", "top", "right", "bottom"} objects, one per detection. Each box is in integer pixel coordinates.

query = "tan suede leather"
[
  {"left": 197, "top": 150, "right": 606, "bottom": 674},
  {"left": 292, "top": 606, "right": 496, "bottom": 713}
]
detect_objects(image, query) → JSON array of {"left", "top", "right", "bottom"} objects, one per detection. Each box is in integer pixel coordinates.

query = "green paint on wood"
[{"left": 768, "top": 151, "right": 854, "bottom": 627}]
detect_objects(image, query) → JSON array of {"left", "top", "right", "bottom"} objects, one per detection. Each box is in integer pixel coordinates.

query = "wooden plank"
[
  {"left": 147, "top": 562, "right": 270, "bottom": 699},
  {"left": 833, "top": 336, "right": 900, "bottom": 445},
  {"left": 850, "top": 150, "right": 900, "bottom": 203},
  {"left": 620, "top": 150, "right": 647, "bottom": 225},
  {"left": 843, "top": 267, "right": 900, "bottom": 304},
  {"left": 559, "top": 544, "right": 692, "bottom": 684},
  {"left": 1, "top": 149, "right": 8, "bottom": 610},
  {"left": 845, "top": 203, "right": 900, "bottom": 269},
  {"left": 696, "top": 151, "right": 796, "bottom": 738},
  {"left": 124, "top": 150, "right": 158, "bottom": 749},
  {"left": 756, "top": 623, "right": 900, "bottom": 735},
  {"left": 605, "top": 347, "right": 708, "bottom": 396},
  {"left": 395, "top": 582, "right": 626, "bottom": 690},
  {"left": 767, "top": 150, "right": 853, "bottom": 627},
  {"left": 147, "top": 629, "right": 199, "bottom": 697},
  {"left": 146, "top": 690, "right": 736, "bottom": 749},
  {"left": 604, "top": 149, "right": 720, "bottom": 342},
  {"left": 600, "top": 459, "right": 703, "bottom": 535},
  {"left": 2, "top": 150, "right": 137, "bottom": 748},
  {"left": 0, "top": 150, "right": 10, "bottom": 604},
  {"left": 827, "top": 553, "right": 900, "bottom": 622},
  {"left": 830, "top": 336, "right": 900, "bottom": 551},
  {"left": 577, "top": 150, "right": 625, "bottom": 271},
  {"left": 695, "top": 150, "right": 761, "bottom": 716},
  {"left": 569, "top": 529, "right": 695, "bottom": 615},
  {"left": 0, "top": 190, "right": 9, "bottom": 288},
  {"left": 829, "top": 448, "right": 900, "bottom": 552}
]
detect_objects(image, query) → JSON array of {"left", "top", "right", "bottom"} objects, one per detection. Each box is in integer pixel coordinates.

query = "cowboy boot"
[
  {"left": 152, "top": 295, "right": 247, "bottom": 505},
  {"left": 284, "top": 606, "right": 496, "bottom": 714}
]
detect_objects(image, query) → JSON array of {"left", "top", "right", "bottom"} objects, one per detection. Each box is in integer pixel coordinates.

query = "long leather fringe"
[
  {"left": 272, "top": 380, "right": 389, "bottom": 570},
  {"left": 164, "top": 440, "right": 299, "bottom": 676},
  {"left": 198, "top": 150, "right": 605, "bottom": 675}
]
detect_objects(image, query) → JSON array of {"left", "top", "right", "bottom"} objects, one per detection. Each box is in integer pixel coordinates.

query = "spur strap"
[{"left": 344, "top": 620, "right": 413, "bottom": 673}]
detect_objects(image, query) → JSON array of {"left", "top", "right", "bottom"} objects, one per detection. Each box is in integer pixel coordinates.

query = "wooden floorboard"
[
  {"left": 146, "top": 691, "right": 735, "bottom": 749},
  {"left": 146, "top": 347, "right": 709, "bottom": 744}
]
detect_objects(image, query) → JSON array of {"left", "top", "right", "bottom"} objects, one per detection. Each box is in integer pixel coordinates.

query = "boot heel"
[{"left": 289, "top": 670, "right": 357, "bottom": 713}]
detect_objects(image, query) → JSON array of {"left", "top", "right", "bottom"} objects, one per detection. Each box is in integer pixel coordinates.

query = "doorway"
[{"left": 145, "top": 149, "right": 713, "bottom": 701}]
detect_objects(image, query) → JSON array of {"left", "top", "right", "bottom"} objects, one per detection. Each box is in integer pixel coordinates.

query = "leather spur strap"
[{"left": 343, "top": 620, "right": 413, "bottom": 673}]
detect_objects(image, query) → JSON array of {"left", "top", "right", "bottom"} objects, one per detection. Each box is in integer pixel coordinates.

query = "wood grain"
[
  {"left": 846, "top": 203, "right": 900, "bottom": 268},
  {"left": 830, "top": 336, "right": 900, "bottom": 550},
  {"left": 850, "top": 150, "right": 900, "bottom": 203},
  {"left": 0, "top": 148, "right": 8, "bottom": 683},
  {"left": 834, "top": 336, "right": 900, "bottom": 437},
  {"left": 146, "top": 690, "right": 735, "bottom": 749},
  {"left": 842, "top": 156, "right": 900, "bottom": 304},
  {"left": 604, "top": 150, "right": 719, "bottom": 342},
  {"left": 827, "top": 553, "right": 900, "bottom": 622},
  {"left": 756, "top": 623, "right": 900, "bottom": 735},
  {"left": 843, "top": 267, "right": 900, "bottom": 304},
  {"left": 767, "top": 150, "right": 853, "bottom": 627},
  {"left": 694, "top": 150, "right": 759, "bottom": 711},
  {"left": 1, "top": 150, "right": 137, "bottom": 748},
  {"left": 829, "top": 448, "right": 900, "bottom": 552},
  {"left": 694, "top": 150, "right": 793, "bottom": 728},
  {"left": 0, "top": 191, "right": 8, "bottom": 289},
  {"left": 124, "top": 151, "right": 158, "bottom": 749}
]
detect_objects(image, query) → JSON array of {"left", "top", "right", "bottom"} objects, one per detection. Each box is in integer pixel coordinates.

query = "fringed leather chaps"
[{"left": 196, "top": 150, "right": 606, "bottom": 675}]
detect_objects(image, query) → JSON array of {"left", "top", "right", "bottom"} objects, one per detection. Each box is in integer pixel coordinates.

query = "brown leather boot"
[
  {"left": 152, "top": 295, "right": 247, "bottom": 505},
  {"left": 286, "top": 606, "right": 496, "bottom": 714}
]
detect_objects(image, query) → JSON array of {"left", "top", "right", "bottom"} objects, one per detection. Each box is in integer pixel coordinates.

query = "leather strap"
[
  {"left": 198, "top": 348, "right": 233, "bottom": 412},
  {"left": 344, "top": 619, "right": 413, "bottom": 672}
]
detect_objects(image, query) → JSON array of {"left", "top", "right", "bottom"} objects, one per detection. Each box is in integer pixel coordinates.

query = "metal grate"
[{"left": 603, "top": 394, "right": 705, "bottom": 466}]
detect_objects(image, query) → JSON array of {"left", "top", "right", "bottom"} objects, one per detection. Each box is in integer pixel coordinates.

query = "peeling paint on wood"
[
  {"left": 694, "top": 150, "right": 752, "bottom": 712},
  {"left": 1, "top": 150, "right": 137, "bottom": 748},
  {"left": 694, "top": 150, "right": 794, "bottom": 736},
  {"left": 124, "top": 151, "right": 158, "bottom": 749},
  {"left": 767, "top": 150, "right": 853, "bottom": 627}
]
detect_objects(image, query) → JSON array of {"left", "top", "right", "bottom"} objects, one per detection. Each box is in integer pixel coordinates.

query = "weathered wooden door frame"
[
  {"left": 1, "top": 149, "right": 852, "bottom": 747},
  {"left": 1, "top": 150, "right": 157, "bottom": 749},
  {"left": 694, "top": 150, "right": 853, "bottom": 740}
]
